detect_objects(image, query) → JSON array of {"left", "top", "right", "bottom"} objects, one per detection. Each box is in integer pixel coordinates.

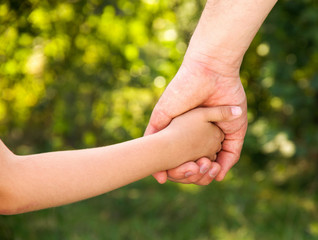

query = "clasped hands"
[{"left": 145, "top": 52, "right": 248, "bottom": 186}]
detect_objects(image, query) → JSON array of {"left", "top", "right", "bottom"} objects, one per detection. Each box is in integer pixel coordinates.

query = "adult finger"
[
  {"left": 167, "top": 157, "right": 213, "bottom": 184},
  {"left": 152, "top": 171, "right": 168, "bottom": 184},
  {"left": 167, "top": 161, "right": 200, "bottom": 181},
  {"left": 167, "top": 159, "right": 221, "bottom": 185},
  {"left": 187, "top": 157, "right": 212, "bottom": 184},
  {"left": 183, "top": 158, "right": 212, "bottom": 183},
  {"left": 194, "top": 161, "right": 221, "bottom": 185},
  {"left": 214, "top": 137, "right": 245, "bottom": 181}
]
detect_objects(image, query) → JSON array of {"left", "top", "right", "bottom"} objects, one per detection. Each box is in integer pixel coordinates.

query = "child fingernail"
[
  {"left": 185, "top": 171, "right": 194, "bottom": 178},
  {"left": 200, "top": 165, "right": 209, "bottom": 174},
  {"left": 231, "top": 106, "right": 242, "bottom": 116}
]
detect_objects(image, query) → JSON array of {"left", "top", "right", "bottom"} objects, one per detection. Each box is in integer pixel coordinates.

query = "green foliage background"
[{"left": 1, "top": 0, "right": 318, "bottom": 239}]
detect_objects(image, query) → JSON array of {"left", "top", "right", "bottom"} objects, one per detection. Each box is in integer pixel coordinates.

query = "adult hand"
[
  {"left": 144, "top": 53, "right": 248, "bottom": 184},
  {"left": 144, "top": 0, "right": 277, "bottom": 184}
]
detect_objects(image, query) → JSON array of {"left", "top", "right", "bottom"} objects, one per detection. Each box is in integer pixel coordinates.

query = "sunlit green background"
[{"left": 1, "top": 0, "right": 318, "bottom": 239}]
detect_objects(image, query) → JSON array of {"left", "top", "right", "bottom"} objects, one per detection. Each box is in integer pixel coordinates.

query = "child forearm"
[
  {"left": 0, "top": 132, "right": 173, "bottom": 215},
  {"left": 0, "top": 106, "right": 238, "bottom": 215}
]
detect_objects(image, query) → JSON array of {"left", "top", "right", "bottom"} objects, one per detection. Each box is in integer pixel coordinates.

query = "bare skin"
[
  {"left": 145, "top": 0, "right": 278, "bottom": 184},
  {"left": 0, "top": 106, "right": 241, "bottom": 215}
]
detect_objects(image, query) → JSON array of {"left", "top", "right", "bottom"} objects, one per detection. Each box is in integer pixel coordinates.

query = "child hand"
[{"left": 162, "top": 106, "right": 242, "bottom": 170}]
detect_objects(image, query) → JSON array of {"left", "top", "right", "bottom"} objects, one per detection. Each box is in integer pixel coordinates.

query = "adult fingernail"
[
  {"left": 185, "top": 171, "right": 194, "bottom": 178},
  {"left": 200, "top": 165, "right": 209, "bottom": 174},
  {"left": 231, "top": 106, "right": 242, "bottom": 116},
  {"left": 209, "top": 169, "right": 217, "bottom": 178}
]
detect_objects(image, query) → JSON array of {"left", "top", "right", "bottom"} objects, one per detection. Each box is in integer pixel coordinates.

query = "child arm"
[{"left": 0, "top": 106, "right": 241, "bottom": 215}]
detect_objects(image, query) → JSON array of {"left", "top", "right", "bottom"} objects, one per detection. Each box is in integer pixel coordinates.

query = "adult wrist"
[
  {"left": 184, "top": 43, "right": 242, "bottom": 77},
  {"left": 186, "top": 0, "right": 277, "bottom": 74}
]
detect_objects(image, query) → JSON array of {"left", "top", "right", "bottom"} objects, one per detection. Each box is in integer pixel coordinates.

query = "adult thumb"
[{"left": 201, "top": 106, "right": 242, "bottom": 122}]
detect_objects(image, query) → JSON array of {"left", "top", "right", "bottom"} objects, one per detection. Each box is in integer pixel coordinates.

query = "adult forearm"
[
  {"left": 0, "top": 133, "right": 171, "bottom": 214},
  {"left": 186, "top": 0, "right": 277, "bottom": 70}
]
